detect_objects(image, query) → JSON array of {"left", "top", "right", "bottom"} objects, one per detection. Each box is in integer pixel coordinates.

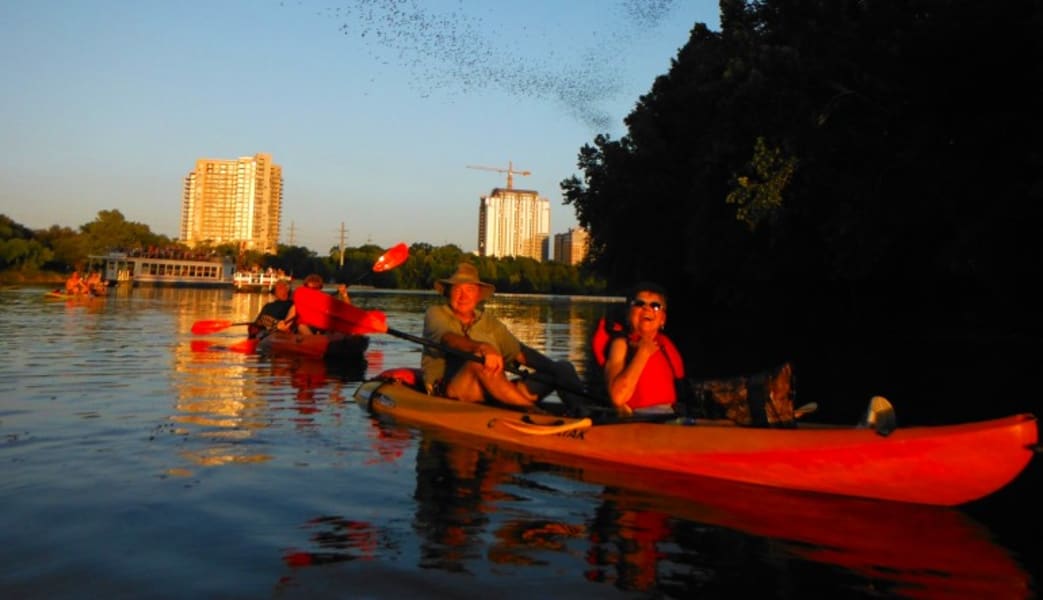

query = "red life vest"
[{"left": 592, "top": 318, "right": 684, "bottom": 409}]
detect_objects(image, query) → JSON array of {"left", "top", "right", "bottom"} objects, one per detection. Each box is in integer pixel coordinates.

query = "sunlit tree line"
[{"left": 0, "top": 211, "right": 605, "bottom": 294}]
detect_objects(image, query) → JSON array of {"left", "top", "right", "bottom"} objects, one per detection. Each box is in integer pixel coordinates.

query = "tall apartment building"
[
  {"left": 180, "top": 153, "right": 283, "bottom": 254},
  {"left": 477, "top": 188, "right": 550, "bottom": 260},
  {"left": 553, "top": 227, "right": 589, "bottom": 265}
]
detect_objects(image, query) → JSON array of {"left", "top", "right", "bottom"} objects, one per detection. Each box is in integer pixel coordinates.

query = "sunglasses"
[{"left": 629, "top": 299, "right": 663, "bottom": 312}]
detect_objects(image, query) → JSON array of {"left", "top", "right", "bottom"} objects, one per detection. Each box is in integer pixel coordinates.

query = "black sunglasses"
[{"left": 629, "top": 299, "right": 663, "bottom": 311}]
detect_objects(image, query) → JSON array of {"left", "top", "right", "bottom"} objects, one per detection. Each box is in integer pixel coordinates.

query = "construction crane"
[{"left": 466, "top": 161, "right": 531, "bottom": 190}]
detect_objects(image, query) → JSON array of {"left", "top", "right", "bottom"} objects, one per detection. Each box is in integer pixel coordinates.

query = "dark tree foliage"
[{"left": 563, "top": 0, "right": 1043, "bottom": 373}]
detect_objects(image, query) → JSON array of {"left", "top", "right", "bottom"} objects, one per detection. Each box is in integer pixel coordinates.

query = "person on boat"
[
  {"left": 249, "top": 280, "right": 294, "bottom": 339},
  {"left": 331, "top": 280, "right": 351, "bottom": 304},
  {"left": 421, "top": 262, "right": 586, "bottom": 411},
  {"left": 64, "top": 270, "right": 90, "bottom": 296},
  {"left": 602, "top": 282, "right": 685, "bottom": 416},
  {"left": 85, "top": 271, "right": 107, "bottom": 295}
]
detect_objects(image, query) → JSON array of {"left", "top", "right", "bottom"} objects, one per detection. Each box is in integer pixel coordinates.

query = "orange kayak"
[
  {"left": 258, "top": 331, "right": 369, "bottom": 360},
  {"left": 354, "top": 378, "right": 1038, "bottom": 506}
]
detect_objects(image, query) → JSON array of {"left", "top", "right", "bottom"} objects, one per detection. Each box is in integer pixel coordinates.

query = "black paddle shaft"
[{"left": 384, "top": 327, "right": 609, "bottom": 409}]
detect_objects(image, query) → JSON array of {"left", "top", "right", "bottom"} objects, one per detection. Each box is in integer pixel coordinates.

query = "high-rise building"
[
  {"left": 553, "top": 227, "right": 589, "bottom": 265},
  {"left": 477, "top": 188, "right": 550, "bottom": 260},
  {"left": 180, "top": 153, "right": 282, "bottom": 254}
]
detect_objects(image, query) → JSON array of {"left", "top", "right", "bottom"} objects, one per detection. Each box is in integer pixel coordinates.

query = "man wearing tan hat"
[{"left": 421, "top": 262, "right": 586, "bottom": 410}]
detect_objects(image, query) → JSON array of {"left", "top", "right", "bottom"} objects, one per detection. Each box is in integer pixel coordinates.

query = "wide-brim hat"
[{"left": 435, "top": 262, "right": 495, "bottom": 301}]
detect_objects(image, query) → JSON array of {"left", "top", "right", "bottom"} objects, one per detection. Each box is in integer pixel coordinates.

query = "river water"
[{"left": 1, "top": 285, "right": 1038, "bottom": 598}]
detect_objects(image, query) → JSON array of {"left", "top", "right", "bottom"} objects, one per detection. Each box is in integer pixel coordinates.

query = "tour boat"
[{"left": 91, "top": 251, "right": 235, "bottom": 288}]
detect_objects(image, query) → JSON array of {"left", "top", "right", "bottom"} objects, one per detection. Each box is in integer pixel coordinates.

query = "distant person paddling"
[{"left": 249, "top": 280, "right": 293, "bottom": 339}]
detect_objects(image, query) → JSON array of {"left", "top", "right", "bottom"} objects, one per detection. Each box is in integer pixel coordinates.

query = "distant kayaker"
[
  {"left": 249, "top": 279, "right": 294, "bottom": 339},
  {"left": 331, "top": 280, "right": 351, "bottom": 304},
  {"left": 85, "top": 271, "right": 107, "bottom": 295},
  {"left": 64, "top": 270, "right": 90, "bottom": 296},
  {"left": 421, "top": 262, "right": 586, "bottom": 411},
  {"left": 602, "top": 282, "right": 684, "bottom": 416}
]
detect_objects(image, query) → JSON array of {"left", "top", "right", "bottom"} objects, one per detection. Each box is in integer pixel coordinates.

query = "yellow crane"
[{"left": 466, "top": 161, "right": 532, "bottom": 190}]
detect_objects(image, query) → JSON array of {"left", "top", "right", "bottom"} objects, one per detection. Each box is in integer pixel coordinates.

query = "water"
[{"left": 1, "top": 286, "right": 1038, "bottom": 598}]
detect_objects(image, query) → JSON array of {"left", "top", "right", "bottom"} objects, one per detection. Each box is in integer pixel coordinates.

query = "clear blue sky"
[{"left": 0, "top": 0, "right": 720, "bottom": 254}]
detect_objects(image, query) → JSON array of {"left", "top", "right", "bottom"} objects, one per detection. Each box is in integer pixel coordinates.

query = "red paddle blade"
[
  {"left": 372, "top": 243, "right": 408, "bottom": 273},
  {"left": 293, "top": 287, "right": 389, "bottom": 335},
  {"left": 191, "top": 319, "right": 233, "bottom": 335},
  {"left": 228, "top": 338, "right": 259, "bottom": 354},
  {"left": 191, "top": 340, "right": 217, "bottom": 352}
]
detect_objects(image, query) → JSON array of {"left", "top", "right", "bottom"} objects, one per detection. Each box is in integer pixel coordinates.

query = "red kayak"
[
  {"left": 258, "top": 330, "right": 369, "bottom": 360},
  {"left": 354, "top": 377, "right": 1038, "bottom": 506}
]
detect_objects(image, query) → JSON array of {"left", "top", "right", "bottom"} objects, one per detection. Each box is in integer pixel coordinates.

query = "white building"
[
  {"left": 477, "top": 188, "right": 550, "bottom": 261},
  {"left": 180, "top": 153, "right": 283, "bottom": 254}
]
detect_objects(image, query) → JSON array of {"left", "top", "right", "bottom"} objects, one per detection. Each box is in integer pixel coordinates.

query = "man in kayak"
[
  {"left": 248, "top": 279, "right": 294, "bottom": 339},
  {"left": 421, "top": 262, "right": 587, "bottom": 411}
]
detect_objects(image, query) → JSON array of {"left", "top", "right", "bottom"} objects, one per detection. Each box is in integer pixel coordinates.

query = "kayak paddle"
[
  {"left": 191, "top": 320, "right": 254, "bottom": 335},
  {"left": 190, "top": 242, "right": 409, "bottom": 336}
]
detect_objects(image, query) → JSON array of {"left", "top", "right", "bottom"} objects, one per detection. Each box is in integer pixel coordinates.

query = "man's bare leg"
[{"left": 446, "top": 362, "right": 537, "bottom": 407}]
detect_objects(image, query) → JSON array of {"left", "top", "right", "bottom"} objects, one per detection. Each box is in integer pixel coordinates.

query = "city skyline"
[{"left": 0, "top": 1, "right": 721, "bottom": 254}]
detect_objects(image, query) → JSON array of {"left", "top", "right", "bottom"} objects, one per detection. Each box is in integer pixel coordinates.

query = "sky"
[{"left": 0, "top": 0, "right": 720, "bottom": 255}]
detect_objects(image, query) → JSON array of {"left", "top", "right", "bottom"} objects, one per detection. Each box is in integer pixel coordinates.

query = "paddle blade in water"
[
  {"left": 191, "top": 340, "right": 217, "bottom": 352},
  {"left": 228, "top": 338, "right": 259, "bottom": 354},
  {"left": 372, "top": 243, "right": 408, "bottom": 273}
]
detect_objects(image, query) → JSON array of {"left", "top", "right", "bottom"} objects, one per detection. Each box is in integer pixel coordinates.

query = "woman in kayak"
[
  {"left": 602, "top": 282, "right": 685, "bottom": 416},
  {"left": 421, "top": 262, "right": 586, "bottom": 411}
]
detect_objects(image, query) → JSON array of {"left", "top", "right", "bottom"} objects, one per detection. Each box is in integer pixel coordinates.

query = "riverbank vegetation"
[
  {"left": 562, "top": 1, "right": 1042, "bottom": 386},
  {"left": 0, "top": 212, "right": 605, "bottom": 295}
]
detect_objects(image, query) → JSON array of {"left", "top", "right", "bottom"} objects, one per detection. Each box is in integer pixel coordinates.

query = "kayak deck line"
[{"left": 355, "top": 379, "right": 1038, "bottom": 506}]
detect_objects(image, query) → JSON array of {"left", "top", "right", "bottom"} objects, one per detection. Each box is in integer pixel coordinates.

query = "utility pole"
[
  {"left": 339, "top": 223, "right": 349, "bottom": 267},
  {"left": 288, "top": 221, "right": 296, "bottom": 246}
]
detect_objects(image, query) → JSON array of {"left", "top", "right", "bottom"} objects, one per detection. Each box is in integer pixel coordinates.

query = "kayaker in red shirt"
[{"left": 602, "top": 282, "right": 685, "bottom": 416}]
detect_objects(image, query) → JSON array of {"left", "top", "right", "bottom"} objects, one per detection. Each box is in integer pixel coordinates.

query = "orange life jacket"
[{"left": 593, "top": 317, "right": 684, "bottom": 409}]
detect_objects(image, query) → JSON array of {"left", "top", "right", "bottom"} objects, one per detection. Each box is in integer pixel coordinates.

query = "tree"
[
  {"left": 79, "top": 210, "right": 169, "bottom": 255},
  {"left": 563, "top": 0, "right": 1043, "bottom": 332}
]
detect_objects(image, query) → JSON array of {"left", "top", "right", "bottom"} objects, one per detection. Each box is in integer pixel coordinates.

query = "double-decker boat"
[{"left": 91, "top": 251, "right": 235, "bottom": 288}]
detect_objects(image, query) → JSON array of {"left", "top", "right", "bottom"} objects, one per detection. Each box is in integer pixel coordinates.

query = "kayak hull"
[
  {"left": 355, "top": 380, "right": 1037, "bottom": 506},
  {"left": 259, "top": 331, "right": 369, "bottom": 360}
]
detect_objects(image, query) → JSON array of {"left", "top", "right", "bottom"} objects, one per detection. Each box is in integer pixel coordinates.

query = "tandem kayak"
[
  {"left": 44, "top": 290, "right": 104, "bottom": 301},
  {"left": 353, "top": 377, "right": 1038, "bottom": 506},
  {"left": 258, "top": 330, "right": 369, "bottom": 361}
]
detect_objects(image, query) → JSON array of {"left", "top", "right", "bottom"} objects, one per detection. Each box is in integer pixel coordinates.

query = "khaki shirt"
[{"left": 421, "top": 303, "right": 522, "bottom": 392}]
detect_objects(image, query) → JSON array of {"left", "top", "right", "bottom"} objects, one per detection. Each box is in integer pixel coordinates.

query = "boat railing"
[{"left": 233, "top": 272, "right": 290, "bottom": 291}]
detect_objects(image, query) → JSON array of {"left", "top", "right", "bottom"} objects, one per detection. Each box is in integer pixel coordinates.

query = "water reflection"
[
  {"left": 361, "top": 422, "right": 1030, "bottom": 598},
  {"left": 170, "top": 337, "right": 369, "bottom": 469}
]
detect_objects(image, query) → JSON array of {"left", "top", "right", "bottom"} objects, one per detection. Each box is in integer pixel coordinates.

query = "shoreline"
[{"left": 0, "top": 270, "right": 65, "bottom": 286}]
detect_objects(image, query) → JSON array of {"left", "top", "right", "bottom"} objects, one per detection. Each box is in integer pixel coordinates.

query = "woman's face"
[{"left": 627, "top": 290, "right": 666, "bottom": 335}]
